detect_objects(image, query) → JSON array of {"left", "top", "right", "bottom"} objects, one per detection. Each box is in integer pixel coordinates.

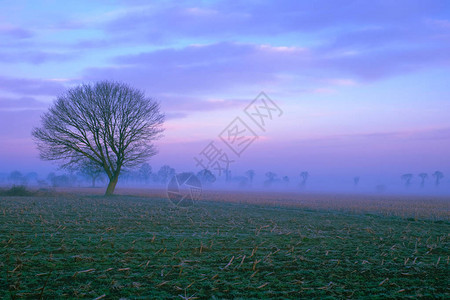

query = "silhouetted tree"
[
  {"left": 282, "top": 175, "right": 290, "bottom": 187},
  {"left": 245, "top": 169, "right": 255, "bottom": 185},
  {"left": 418, "top": 173, "right": 428, "bottom": 188},
  {"left": 47, "top": 172, "right": 76, "bottom": 187},
  {"left": 401, "top": 173, "right": 413, "bottom": 187},
  {"left": 32, "top": 81, "right": 164, "bottom": 196},
  {"left": 225, "top": 169, "right": 232, "bottom": 182},
  {"left": 432, "top": 171, "right": 444, "bottom": 186},
  {"left": 8, "top": 171, "right": 27, "bottom": 186},
  {"left": 197, "top": 169, "right": 216, "bottom": 186},
  {"left": 139, "top": 163, "right": 152, "bottom": 184},
  {"left": 157, "top": 165, "right": 175, "bottom": 184},
  {"left": 353, "top": 176, "right": 360, "bottom": 186},
  {"left": 37, "top": 179, "right": 49, "bottom": 188},
  {"left": 264, "top": 172, "right": 277, "bottom": 187},
  {"left": 47, "top": 172, "right": 56, "bottom": 184},
  {"left": 225, "top": 171, "right": 249, "bottom": 187},
  {"left": 76, "top": 158, "right": 105, "bottom": 187},
  {"left": 299, "top": 171, "right": 309, "bottom": 186},
  {"left": 25, "top": 172, "right": 39, "bottom": 185},
  {"left": 118, "top": 169, "right": 131, "bottom": 183},
  {"left": 236, "top": 176, "right": 249, "bottom": 188}
]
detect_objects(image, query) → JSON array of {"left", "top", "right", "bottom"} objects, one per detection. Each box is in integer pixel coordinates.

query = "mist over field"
[
  {"left": 1, "top": 1, "right": 449, "bottom": 197},
  {"left": 0, "top": 0, "right": 449, "bottom": 298},
  {"left": 1, "top": 168, "right": 449, "bottom": 197}
]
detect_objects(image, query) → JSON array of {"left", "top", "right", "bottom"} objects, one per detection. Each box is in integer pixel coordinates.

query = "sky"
[{"left": 0, "top": 0, "right": 449, "bottom": 190}]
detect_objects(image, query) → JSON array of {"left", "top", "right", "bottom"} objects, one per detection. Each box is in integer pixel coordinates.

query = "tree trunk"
[
  {"left": 105, "top": 175, "right": 119, "bottom": 196},
  {"left": 92, "top": 176, "right": 96, "bottom": 188}
]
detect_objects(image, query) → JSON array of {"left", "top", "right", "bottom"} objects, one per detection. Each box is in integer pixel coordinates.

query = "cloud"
[
  {"left": 0, "top": 96, "right": 49, "bottom": 111},
  {"left": 165, "top": 112, "right": 188, "bottom": 120},
  {"left": 160, "top": 95, "right": 248, "bottom": 112},
  {"left": 103, "top": 0, "right": 448, "bottom": 42},
  {"left": 298, "top": 127, "right": 450, "bottom": 144},
  {"left": 0, "top": 50, "right": 75, "bottom": 64},
  {"left": 84, "top": 42, "right": 311, "bottom": 95},
  {"left": 0, "top": 25, "right": 34, "bottom": 39},
  {"left": 318, "top": 45, "right": 450, "bottom": 80},
  {"left": 0, "top": 76, "right": 67, "bottom": 96},
  {"left": 83, "top": 36, "right": 450, "bottom": 98}
]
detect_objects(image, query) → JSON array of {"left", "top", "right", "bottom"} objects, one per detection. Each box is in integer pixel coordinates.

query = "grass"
[{"left": 0, "top": 191, "right": 448, "bottom": 299}]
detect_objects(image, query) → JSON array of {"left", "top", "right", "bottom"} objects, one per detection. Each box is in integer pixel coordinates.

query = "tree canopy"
[{"left": 32, "top": 81, "right": 164, "bottom": 195}]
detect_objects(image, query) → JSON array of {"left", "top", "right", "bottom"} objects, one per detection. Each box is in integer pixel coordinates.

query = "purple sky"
[{"left": 1, "top": 0, "right": 449, "bottom": 186}]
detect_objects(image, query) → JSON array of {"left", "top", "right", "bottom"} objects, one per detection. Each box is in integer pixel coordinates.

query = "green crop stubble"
[{"left": 0, "top": 195, "right": 448, "bottom": 299}]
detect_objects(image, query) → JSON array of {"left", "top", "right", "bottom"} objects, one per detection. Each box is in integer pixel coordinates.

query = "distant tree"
[
  {"left": 139, "top": 163, "right": 152, "bottom": 184},
  {"left": 432, "top": 171, "right": 444, "bottom": 186},
  {"left": 225, "top": 171, "right": 249, "bottom": 188},
  {"left": 225, "top": 169, "right": 232, "bottom": 182},
  {"left": 32, "top": 81, "right": 164, "bottom": 196},
  {"left": 47, "top": 172, "right": 75, "bottom": 187},
  {"left": 197, "top": 169, "right": 216, "bottom": 186},
  {"left": 264, "top": 172, "right": 277, "bottom": 187},
  {"left": 245, "top": 170, "right": 255, "bottom": 185},
  {"left": 25, "top": 172, "right": 39, "bottom": 184},
  {"left": 418, "top": 173, "right": 428, "bottom": 188},
  {"left": 401, "top": 173, "right": 413, "bottom": 187},
  {"left": 236, "top": 176, "right": 249, "bottom": 188},
  {"left": 76, "top": 158, "right": 105, "bottom": 187},
  {"left": 47, "top": 172, "right": 56, "bottom": 184},
  {"left": 157, "top": 165, "right": 176, "bottom": 184},
  {"left": 118, "top": 169, "right": 131, "bottom": 183},
  {"left": 8, "top": 171, "right": 27, "bottom": 186},
  {"left": 299, "top": 171, "right": 309, "bottom": 187},
  {"left": 37, "top": 179, "right": 49, "bottom": 188},
  {"left": 282, "top": 176, "right": 290, "bottom": 187},
  {"left": 353, "top": 176, "right": 360, "bottom": 186}
]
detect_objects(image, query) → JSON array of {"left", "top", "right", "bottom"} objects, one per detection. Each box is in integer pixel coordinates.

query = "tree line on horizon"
[
  {"left": 0, "top": 166, "right": 311, "bottom": 189},
  {"left": 1, "top": 167, "right": 446, "bottom": 191},
  {"left": 27, "top": 80, "right": 447, "bottom": 196}
]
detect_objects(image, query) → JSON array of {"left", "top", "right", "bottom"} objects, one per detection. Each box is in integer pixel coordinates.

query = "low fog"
[{"left": 1, "top": 165, "right": 448, "bottom": 197}]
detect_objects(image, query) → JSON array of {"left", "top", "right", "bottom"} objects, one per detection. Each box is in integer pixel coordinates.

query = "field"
[{"left": 0, "top": 189, "right": 449, "bottom": 299}]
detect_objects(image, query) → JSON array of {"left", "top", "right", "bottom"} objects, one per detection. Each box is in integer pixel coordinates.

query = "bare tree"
[
  {"left": 8, "top": 171, "right": 27, "bottom": 186},
  {"left": 225, "top": 169, "right": 232, "bottom": 182},
  {"left": 76, "top": 158, "right": 105, "bottom": 188},
  {"left": 156, "top": 165, "right": 176, "bottom": 184},
  {"left": 139, "top": 163, "right": 152, "bottom": 184},
  {"left": 401, "top": 173, "right": 413, "bottom": 187},
  {"left": 245, "top": 169, "right": 255, "bottom": 185},
  {"left": 299, "top": 171, "right": 309, "bottom": 187},
  {"left": 418, "top": 173, "right": 428, "bottom": 188},
  {"left": 264, "top": 171, "right": 277, "bottom": 187},
  {"left": 432, "top": 171, "right": 444, "bottom": 186},
  {"left": 196, "top": 169, "right": 216, "bottom": 186},
  {"left": 32, "top": 81, "right": 164, "bottom": 196}
]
